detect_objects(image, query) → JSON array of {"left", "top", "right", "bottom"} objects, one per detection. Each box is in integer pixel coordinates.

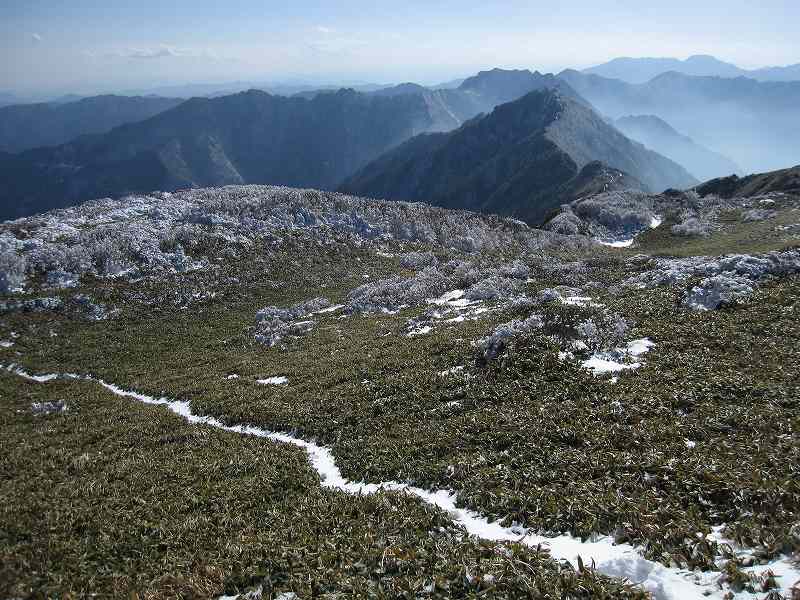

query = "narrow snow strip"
[
  {"left": 601, "top": 239, "right": 635, "bottom": 248},
  {"left": 315, "top": 304, "right": 344, "bottom": 314},
  {"left": 5, "top": 364, "right": 797, "bottom": 600},
  {"left": 561, "top": 296, "right": 596, "bottom": 307},
  {"left": 257, "top": 376, "right": 288, "bottom": 385},
  {"left": 5, "top": 363, "right": 58, "bottom": 382}
]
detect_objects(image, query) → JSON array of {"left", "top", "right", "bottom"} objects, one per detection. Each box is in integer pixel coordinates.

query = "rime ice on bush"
[{"left": 254, "top": 298, "right": 331, "bottom": 347}]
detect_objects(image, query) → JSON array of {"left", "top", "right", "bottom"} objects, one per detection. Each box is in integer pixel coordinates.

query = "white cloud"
[
  {"left": 123, "top": 46, "right": 180, "bottom": 59},
  {"left": 112, "top": 45, "right": 222, "bottom": 61},
  {"left": 31, "top": 33, "right": 42, "bottom": 42},
  {"left": 306, "top": 35, "right": 368, "bottom": 56},
  {"left": 315, "top": 26, "right": 334, "bottom": 34}
]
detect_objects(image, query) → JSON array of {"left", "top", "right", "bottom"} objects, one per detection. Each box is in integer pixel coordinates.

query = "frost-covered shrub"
[
  {"left": 684, "top": 275, "right": 754, "bottom": 311},
  {"left": 741, "top": 209, "right": 776, "bottom": 222},
  {"left": 572, "top": 192, "right": 655, "bottom": 234},
  {"left": 346, "top": 267, "right": 455, "bottom": 314},
  {"left": 254, "top": 297, "right": 330, "bottom": 347},
  {"left": 538, "top": 288, "right": 562, "bottom": 303},
  {"left": 575, "top": 314, "right": 629, "bottom": 351},
  {"left": 400, "top": 252, "right": 438, "bottom": 270},
  {"left": 74, "top": 294, "right": 118, "bottom": 321},
  {"left": 544, "top": 209, "right": 584, "bottom": 236},
  {"left": 625, "top": 249, "right": 800, "bottom": 309},
  {"left": 475, "top": 314, "right": 544, "bottom": 363},
  {"left": 506, "top": 295, "right": 538, "bottom": 312},
  {"left": 45, "top": 270, "right": 79, "bottom": 289},
  {"left": 0, "top": 245, "right": 26, "bottom": 294},
  {"left": 0, "top": 185, "right": 591, "bottom": 294},
  {"left": 671, "top": 216, "right": 713, "bottom": 238},
  {"left": 464, "top": 276, "right": 525, "bottom": 302},
  {"left": 499, "top": 260, "right": 530, "bottom": 280},
  {"left": 0, "top": 297, "right": 63, "bottom": 314},
  {"left": 166, "top": 244, "right": 205, "bottom": 273},
  {"left": 31, "top": 400, "right": 68, "bottom": 416}
]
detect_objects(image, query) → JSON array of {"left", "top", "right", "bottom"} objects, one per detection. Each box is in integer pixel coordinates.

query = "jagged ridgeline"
[
  {"left": 0, "top": 69, "right": 578, "bottom": 222},
  {"left": 340, "top": 88, "right": 696, "bottom": 225},
  {"left": 0, "top": 69, "right": 704, "bottom": 225}
]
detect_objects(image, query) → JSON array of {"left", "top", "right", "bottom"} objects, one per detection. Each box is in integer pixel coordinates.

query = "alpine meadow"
[{"left": 1, "top": 2, "right": 799, "bottom": 599}]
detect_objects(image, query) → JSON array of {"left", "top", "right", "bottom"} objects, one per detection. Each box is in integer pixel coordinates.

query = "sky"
[{"left": 2, "top": 0, "right": 799, "bottom": 97}]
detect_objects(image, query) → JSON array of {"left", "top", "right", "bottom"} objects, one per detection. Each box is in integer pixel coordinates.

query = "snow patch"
[
  {"left": 257, "top": 376, "right": 288, "bottom": 386},
  {"left": 438, "top": 366, "right": 465, "bottom": 377},
  {"left": 581, "top": 338, "right": 655, "bottom": 376}
]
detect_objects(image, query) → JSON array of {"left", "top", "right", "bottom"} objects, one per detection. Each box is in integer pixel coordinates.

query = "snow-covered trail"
[{"left": 4, "top": 363, "right": 798, "bottom": 600}]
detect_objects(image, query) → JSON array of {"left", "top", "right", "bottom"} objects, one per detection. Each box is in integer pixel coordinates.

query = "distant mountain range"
[
  {"left": 340, "top": 89, "right": 696, "bottom": 225},
  {"left": 0, "top": 93, "right": 19, "bottom": 108},
  {"left": 0, "top": 69, "right": 597, "bottom": 221},
  {"left": 3, "top": 65, "right": 797, "bottom": 223},
  {"left": 304, "top": 69, "right": 581, "bottom": 132},
  {"left": 614, "top": 115, "right": 741, "bottom": 182},
  {"left": 0, "top": 89, "right": 436, "bottom": 220},
  {"left": 585, "top": 55, "right": 800, "bottom": 84},
  {"left": 0, "top": 95, "right": 185, "bottom": 153},
  {"left": 695, "top": 165, "right": 800, "bottom": 198},
  {"left": 558, "top": 69, "right": 800, "bottom": 174}
]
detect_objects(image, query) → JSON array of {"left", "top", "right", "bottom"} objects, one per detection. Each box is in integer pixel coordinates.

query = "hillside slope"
[
  {"left": 696, "top": 164, "right": 800, "bottom": 198},
  {"left": 340, "top": 89, "right": 696, "bottom": 224},
  {"left": 615, "top": 115, "right": 741, "bottom": 181},
  {"left": 1, "top": 182, "right": 799, "bottom": 599},
  {"left": 0, "top": 89, "right": 434, "bottom": 220},
  {"left": 0, "top": 95, "right": 185, "bottom": 153}
]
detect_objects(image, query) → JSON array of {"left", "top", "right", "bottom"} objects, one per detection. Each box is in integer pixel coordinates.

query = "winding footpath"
[{"left": 4, "top": 363, "right": 798, "bottom": 600}]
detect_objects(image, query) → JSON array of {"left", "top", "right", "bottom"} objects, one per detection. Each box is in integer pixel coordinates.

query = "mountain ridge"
[
  {"left": 0, "top": 95, "right": 185, "bottom": 153},
  {"left": 558, "top": 69, "right": 800, "bottom": 174},
  {"left": 0, "top": 88, "right": 435, "bottom": 220},
  {"left": 585, "top": 55, "right": 800, "bottom": 83},
  {"left": 340, "top": 88, "right": 695, "bottom": 225}
]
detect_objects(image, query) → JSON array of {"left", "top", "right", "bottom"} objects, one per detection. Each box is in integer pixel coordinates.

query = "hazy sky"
[{"left": 2, "top": 0, "right": 798, "bottom": 96}]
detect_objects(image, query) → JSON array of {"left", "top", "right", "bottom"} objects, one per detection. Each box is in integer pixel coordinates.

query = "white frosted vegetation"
[
  {"left": 30, "top": 400, "right": 68, "bottom": 415},
  {"left": 8, "top": 364, "right": 797, "bottom": 600},
  {"left": 0, "top": 186, "right": 590, "bottom": 295},
  {"left": 624, "top": 249, "right": 800, "bottom": 310},
  {"left": 253, "top": 298, "right": 330, "bottom": 347},
  {"left": 345, "top": 258, "right": 529, "bottom": 317}
]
